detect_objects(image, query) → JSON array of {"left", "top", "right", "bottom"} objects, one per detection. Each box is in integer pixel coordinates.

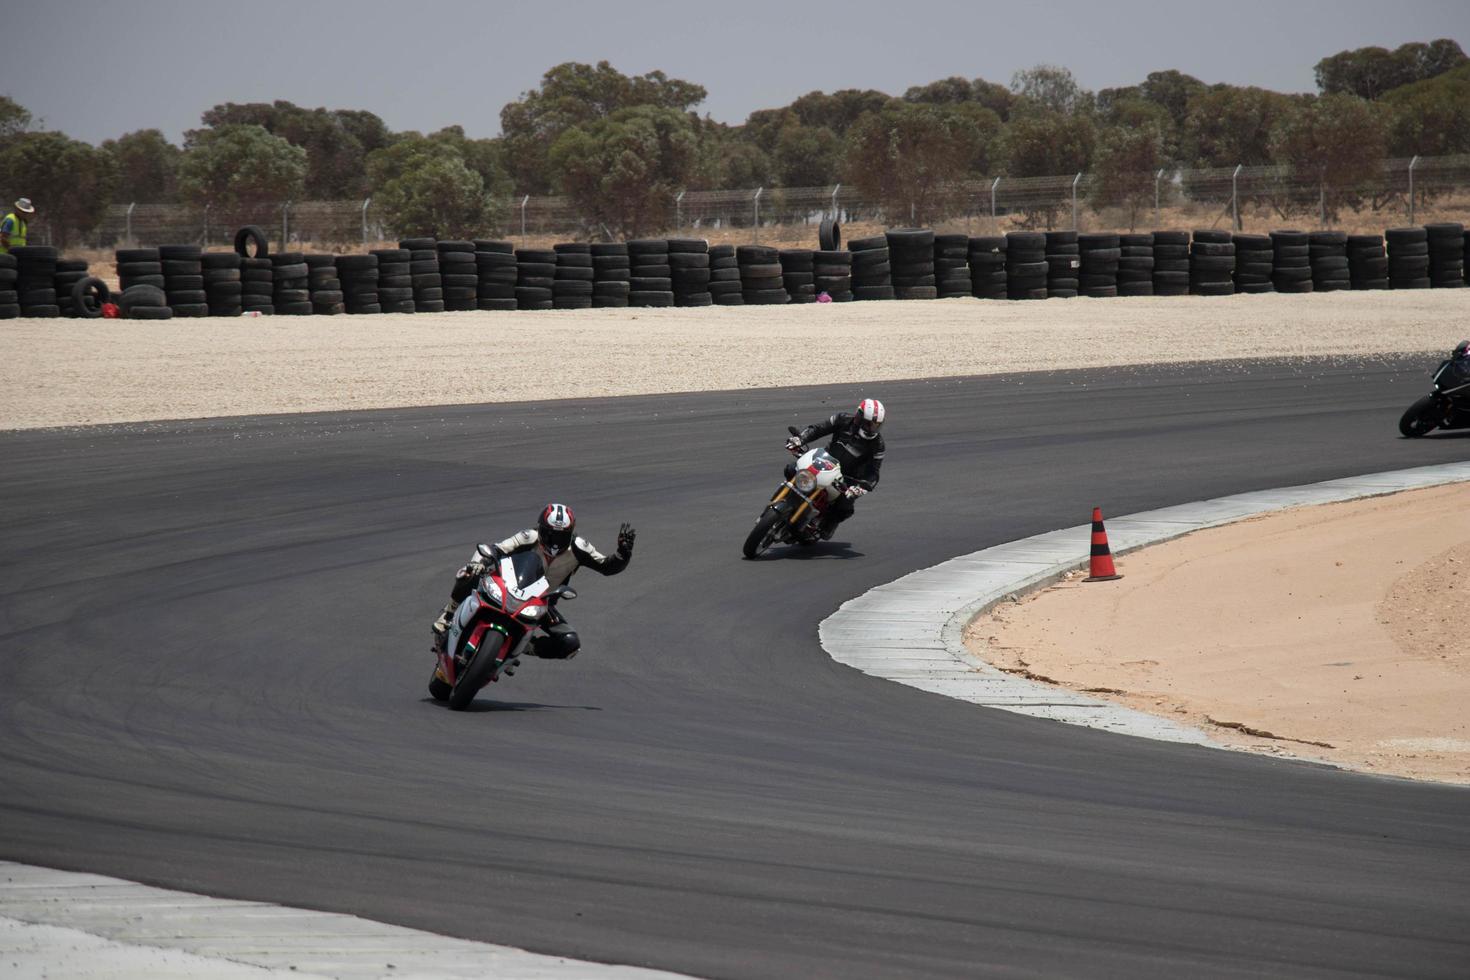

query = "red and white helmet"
[
  {"left": 537, "top": 503, "right": 575, "bottom": 556},
  {"left": 854, "top": 398, "right": 885, "bottom": 439}
]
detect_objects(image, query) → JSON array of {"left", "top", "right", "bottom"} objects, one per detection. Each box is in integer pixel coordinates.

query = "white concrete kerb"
[{"left": 820, "top": 462, "right": 1470, "bottom": 751}]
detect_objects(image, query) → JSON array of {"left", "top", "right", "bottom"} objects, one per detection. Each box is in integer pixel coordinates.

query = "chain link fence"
[{"left": 66, "top": 153, "right": 1470, "bottom": 250}]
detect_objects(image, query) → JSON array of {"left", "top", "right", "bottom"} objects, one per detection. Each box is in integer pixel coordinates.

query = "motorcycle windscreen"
[
  {"left": 1438, "top": 359, "right": 1470, "bottom": 393},
  {"left": 508, "top": 550, "right": 546, "bottom": 590}
]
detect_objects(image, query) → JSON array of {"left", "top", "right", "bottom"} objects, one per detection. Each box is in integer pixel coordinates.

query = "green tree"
[
  {"left": 1090, "top": 100, "right": 1169, "bottom": 229},
  {"left": 1010, "top": 64, "right": 1093, "bottom": 116},
  {"left": 788, "top": 88, "right": 895, "bottom": 133},
  {"left": 0, "top": 95, "right": 32, "bottom": 139},
  {"left": 1381, "top": 62, "right": 1470, "bottom": 156},
  {"left": 178, "top": 124, "right": 307, "bottom": 215},
  {"left": 365, "top": 135, "right": 503, "bottom": 238},
  {"left": 904, "top": 76, "right": 1014, "bottom": 121},
  {"left": 842, "top": 101, "right": 988, "bottom": 224},
  {"left": 1138, "top": 70, "right": 1208, "bottom": 128},
  {"left": 197, "top": 100, "right": 390, "bottom": 198},
  {"left": 772, "top": 121, "right": 842, "bottom": 187},
  {"left": 546, "top": 105, "right": 700, "bottom": 238},
  {"left": 101, "top": 129, "right": 181, "bottom": 203},
  {"left": 500, "top": 61, "right": 706, "bottom": 194},
  {"left": 998, "top": 107, "right": 1095, "bottom": 175},
  {"left": 0, "top": 131, "right": 117, "bottom": 247},
  {"left": 1269, "top": 94, "right": 1388, "bottom": 220},
  {"left": 1314, "top": 38, "right": 1468, "bottom": 99},
  {"left": 1180, "top": 85, "right": 1297, "bottom": 166}
]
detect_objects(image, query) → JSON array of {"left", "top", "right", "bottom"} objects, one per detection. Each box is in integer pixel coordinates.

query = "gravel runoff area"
[{"left": 2, "top": 290, "right": 1467, "bottom": 430}]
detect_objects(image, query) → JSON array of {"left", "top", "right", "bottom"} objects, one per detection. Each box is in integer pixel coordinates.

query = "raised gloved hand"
[
  {"left": 456, "top": 560, "right": 486, "bottom": 580},
  {"left": 786, "top": 435, "right": 805, "bottom": 454},
  {"left": 844, "top": 484, "right": 869, "bottom": 499},
  {"left": 617, "top": 522, "right": 637, "bottom": 555}
]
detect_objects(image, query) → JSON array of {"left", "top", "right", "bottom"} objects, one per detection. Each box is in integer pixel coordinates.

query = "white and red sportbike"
[
  {"left": 743, "top": 426, "right": 861, "bottom": 559},
  {"left": 428, "top": 550, "right": 576, "bottom": 709}
]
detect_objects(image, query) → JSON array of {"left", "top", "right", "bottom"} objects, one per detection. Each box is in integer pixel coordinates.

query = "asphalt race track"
[{"left": 2, "top": 356, "right": 1468, "bottom": 979}]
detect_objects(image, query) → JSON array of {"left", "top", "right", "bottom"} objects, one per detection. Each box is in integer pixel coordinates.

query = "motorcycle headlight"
[
  {"left": 793, "top": 470, "right": 816, "bottom": 493},
  {"left": 481, "top": 577, "right": 503, "bottom": 604},
  {"left": 518, "top": 604, "right": 545, "bottom": 621}
]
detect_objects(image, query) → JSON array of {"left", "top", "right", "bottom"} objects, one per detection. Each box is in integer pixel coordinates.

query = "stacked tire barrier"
[
  {"left": 707, "top": 244, "right": 741, "bottom": 306},
  {"left": 372, "top": 248, "right": 412, "bottom": 313},
  {"left": 627, "top": 239, "right": 674, "bottom": 308},
  {"left": 1231, "top": 234, "right": 1274, "bottom": 294},
  {"left": 968, "top": 236, "right": 1007, "bottom": 299},
  {"left": 118, "top": 284, "right": 171, "bottom": 319},
  {"left": 553, "top": 242, "right": 595, "bottom": 310},
  {"left": 1426, "top": 223, "right": 1465, "bottom": 288},
  {"left": 159, "top": 245, "right": 206, "bottom": 316},
  {"left": 1152, "top": 231, "right": 1190, "bottom": 296},
  {"left": 1347, "top": 234, "right": 1388, "bottom": 290},
  {"left": 933, "top": 234, "right": 969, "bottom": 299},
  {"left": 1271, "top": 230, "right": 1312, "bottom": 293},
  {"left": 1189, "top": 230, "right": 1235, "bottom": 296},
  {"left": 1117, "top": 233, "right": 1154, "bottom": 296},
  {"left": 203, "top": 252, "right": 243, "bottom": 316},
  {"left": 887, "top": 228, "right": 936, "bottom": 300},
  {"left": 515, "top": 247, "right": 555, "bottom": 310},
  {"left": 402, "top": 238, "right": 443, "bottom": 312},
  {"left": 778, "top": 249, "right": 815, "bottom": 304},
  {"left": 54, "top": 259, "right": 89, "bottom": 317},
  {"left": 336, "top": 254, "right": 379, "bottom": 314},
  {"left": 1044, "top": 231, "right": 1079, "bottom": 298},
  {"left": 241, "top": 256, "right": 274, "bottom": 314},
  {"left": 435, "top": 241, "right": 477, "bottom": 312},
  {"left": 1006, "top": 231, "right": 1046, "bottom": 299},
  {"left": 591, "top": 243, "right": 631, "bottom": 308},
  {"left": 475, "top": 241, "right": 517, "bottom": 311},
  {"left": 1308, "top": 232, "right": 1350, "bottom": 292},
  {"left": 69, "top": 276, "right": 109, "bottom": 318},
  {"left": 271, "top": 252, "right": 311, "bottom": 315},
  {"left": 0, "top": 253, "right": 17, "bottom": 318},
  {"left": 1387, "top": 227, "right": 1429, "bottom": 288},
  {"left": 738, "top": 245, "right": 787, "bottom": 305},
  {"left": 813, "top": 249, "right": 852, "bottom": 301},
  {"left": 849, "top": 235, "right": 893, "bottom": 300},
  {"left": 668, "top": 239, "right": 712, "bottom": 307},
  {"left": 15, "top": 246, "right": 60, "bottom": 316},
  {"left": 306, "top": 253, "right": 344, "bottom": 315},
  {"left": 1077, "top": 233, "right": 1119, "bottom": 298}
]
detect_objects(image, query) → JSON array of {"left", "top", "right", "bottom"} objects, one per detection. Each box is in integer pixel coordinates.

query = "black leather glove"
[{"left": 617, "top": 522, "right": 636, "bottom": 555}]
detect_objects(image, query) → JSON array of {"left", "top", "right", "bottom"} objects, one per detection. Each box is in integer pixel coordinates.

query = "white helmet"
[{"left": 854, "top": 398, "right": 885, "bottom": 439}]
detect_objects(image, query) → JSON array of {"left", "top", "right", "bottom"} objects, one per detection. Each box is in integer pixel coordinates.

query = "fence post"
[
  {"left": 1071, "top": 172, "right": 1082, "bottom": 230},
  {"left": 203, "top": 204, "right": 210, "bottom": 246},
  {"left": 125, "top": 201, "right": 135, "bottom": 245},
  {"left": 1154, "top": 169, "right": 1164, "bottom": 227},
  {"left": 990, "top": 177, "right": 1000, "bottom": 227},
  {"left": 675, "top": 189, "right": 685, "bottom": 230},
  {"left": 1407, "top": 154, "right": 1420, "bottom": 223},
  {"left": 753, "top": 187, "right": 763, "bottom": 243},
  {"left": 361, "top": 197, "right": 372, "bottom": 246},
  {"left": 281, "top": 201, "right": 290, "bottom": 249},
  {"left": 1231, "top": 164, "right": 1242, "bottom": 231},
  {"left": 520, "top": 195, "right": 529, "bottom": 244},
  {"left": 830, "top": 183, "right": 841, "bottom": 219},
  {"left": 1318, "top": 174, "right": 1326, "bottom": 227}
]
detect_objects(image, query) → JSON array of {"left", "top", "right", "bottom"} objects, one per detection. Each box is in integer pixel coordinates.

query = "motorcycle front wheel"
[
  {"left": 448, "top": 634, "right": 506, "bottom": 710},
  {"left": 743, "top": 506, "right": 787, "bottom": 559},
  {"left": 1399, "top": 395, "right": 1440, "bottom": 438}
]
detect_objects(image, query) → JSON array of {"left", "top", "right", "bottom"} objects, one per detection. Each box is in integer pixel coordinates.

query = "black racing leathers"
[
  {"left": 446, "top": 531, "right": 631, "bottom": 659},
  {"left": 796, "top": 412, "right": 885, "bottom": 529}
]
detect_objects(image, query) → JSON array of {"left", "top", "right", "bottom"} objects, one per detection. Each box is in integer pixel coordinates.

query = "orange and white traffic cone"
[{"left": 1084, "top": 506, "right": 1122, "bottom": 582}]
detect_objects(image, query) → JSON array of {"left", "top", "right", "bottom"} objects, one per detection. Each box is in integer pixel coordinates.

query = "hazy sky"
[{"left": 7, "top": 0, "right": 1469, "bottom": 145}]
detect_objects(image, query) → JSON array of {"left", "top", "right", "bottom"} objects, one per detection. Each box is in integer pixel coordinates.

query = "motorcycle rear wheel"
[
  {"left": 743, "top": 506, "right": 787, "bottom": 559},
  {"left": 1399, "top": 395, "right": 1440, "bottom": 437},
  {"left": 448, "top": 635, "right": 505, "bottom": 710}
]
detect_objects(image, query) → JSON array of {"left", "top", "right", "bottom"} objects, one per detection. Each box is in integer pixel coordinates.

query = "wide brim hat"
[{"left": 15, "top": 198, "right": 34, "bottom": 213}]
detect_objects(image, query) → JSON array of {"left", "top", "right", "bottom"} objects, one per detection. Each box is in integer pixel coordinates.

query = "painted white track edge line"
[
  {"left": 820, "top": 462, "right": 1470, "bottom": 755},
  {"left": 0, "top": 861, "right": 696, "bottom": 979}
]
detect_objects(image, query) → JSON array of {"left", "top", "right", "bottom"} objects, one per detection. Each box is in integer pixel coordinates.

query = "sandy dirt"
[
  {"left": 967, "top": 484, "right": 1470, "bottom": 784},
  {"left": 2, "top": 290, "right": 1467, "bottom": 430}
]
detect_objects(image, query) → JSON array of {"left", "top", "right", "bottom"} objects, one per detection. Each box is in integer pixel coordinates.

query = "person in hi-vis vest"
[{"left": 0, "top": 198, "right": 34, "bottom": 254}]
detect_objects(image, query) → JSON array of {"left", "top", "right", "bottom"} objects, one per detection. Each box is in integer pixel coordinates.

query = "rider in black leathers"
[
  {"left": 786, "top": 399, "right": 886, "bottom": 538},
  {"left": 431, "top": 503, "right": 635, "bottom": 660}
]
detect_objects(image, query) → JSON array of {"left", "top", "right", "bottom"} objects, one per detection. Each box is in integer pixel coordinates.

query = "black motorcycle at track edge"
[{"left": 1399, "top": 356, "right": 1470, "bottom": 437}]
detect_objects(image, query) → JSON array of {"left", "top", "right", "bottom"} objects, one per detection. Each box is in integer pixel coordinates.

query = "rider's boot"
[
  {"left": 818, "top": 515, "right": 841, "bottom": 540},
  {"left": 429, "top": 600, "right": 456, "bottom": 656}
]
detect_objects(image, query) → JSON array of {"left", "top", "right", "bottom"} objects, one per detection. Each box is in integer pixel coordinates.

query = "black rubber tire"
[
  {"left": 233, "top": 226, "right": 269, "bottom": 258},
  {"left": 127, "top": 305, "right": 174, "bottom": 319},
  {"left": 448, "top": 630, "right": 508, "bottom": 710},
  {"left": 743, "top": 505, "right": 789, "bottom": 559},
  {"left": 71, "top": 276, "right": 109, "bottom": 317},
  {"left": 819, "top": 217, "right": 841, "bottom": 252},
  {"left": 1398, "top": 395, "right": 1441, "bottom": 437}
]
